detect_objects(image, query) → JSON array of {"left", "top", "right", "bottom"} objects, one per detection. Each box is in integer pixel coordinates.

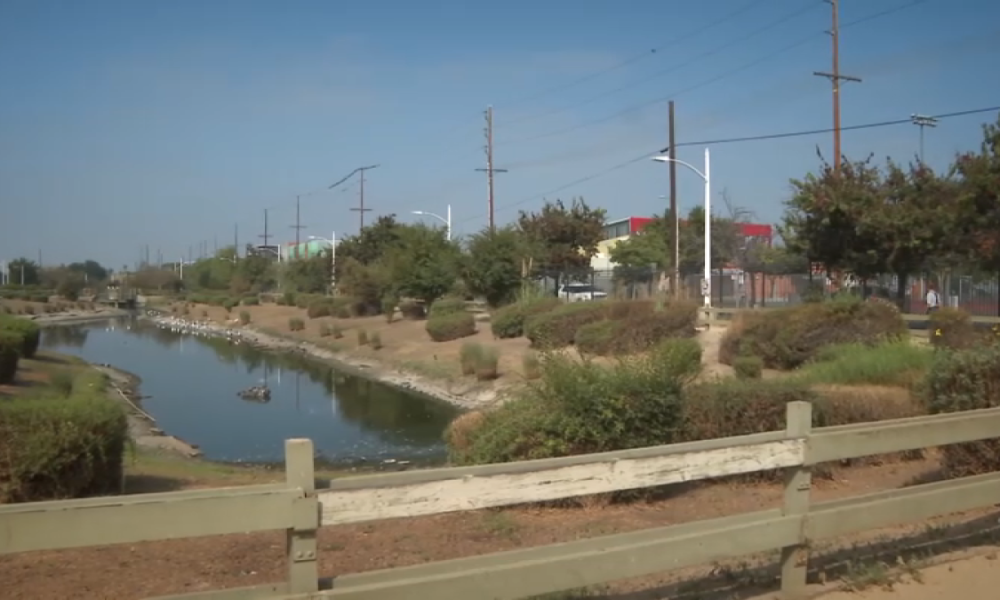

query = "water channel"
[{"left": 41, "top": 317, "right": 459, "bottom": 466}]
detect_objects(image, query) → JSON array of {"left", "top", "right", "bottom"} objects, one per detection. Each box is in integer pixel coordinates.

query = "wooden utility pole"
[
  {"left": 668, "top": 101, "right": 679, "bottom": 299},
  {"left": 259, "top": 209, "right": 271, "bottom": 249},
  {"left": 475, "top": 106, "right": 508, "bottom": 232},
  {"left": 233, "top": 223, "right": 239, "bottom": 260},
  {"left": 289, "top": 194, "right": 307, "bottom": 259},
  {"left": 813, "top": 0, "right": 861, "bottom": 172},
  {"left": 351, "top": 165, "right": 379, "bottom": 232}
]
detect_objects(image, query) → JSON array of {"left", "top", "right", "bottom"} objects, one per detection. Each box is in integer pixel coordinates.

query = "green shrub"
[
  {"left": 923, "top": 345, "right": 1000, "bottom": 477},
  {"left": 426, "top": 311, "right": 477, "bottom": 342},
  {"left": 238, "top": 310, "right": 251, "bottom": 325},
  {"left": 282, "top": 291, "right": 297, "bottom": 306},
  {"left": 49, "top": 370, "right": 75, "bottom": 397},
  {"left": 681, "top": 379, "right": 820, "bottom": 443},
  {"left": 0, "top": 330, "right": 21, "bottom": 384},
  {"left": 450, "top": 339, "right": 698, "bottom": 466},
  {"left": 732, "top": 355, "right": 763, "bottom": 379},
  {"left": 276, "top": 297, "right": 288, "bottom": 306},
  {"left": 460, "top": 342, "right": 483, "bottom": 376},
  {"left": 490, "top": 297, "right": 561, "bottom": 339},
  {"left": 929, "top": 307, "right": 978, "bottom": 350},
  {"left": 0, "top": 370, "right": 128, "bottom": 502},
  {"left": 522, "top": 352, "right": 542, "bottom": 380},
  {"left": 574, "top": 320, "right": 617, "bottom": 355},
  {"left": 475, "top": 346, "right": 500, "bottom": 381},
  {"left": 575, "top": 302, "right": 699, "bottom": 355},
  {"left": 306, "top": 300, "right": 332, "bottom": 319},
  {"left": 318, "top": 322, "right": 333, "bottom": 337},
  {"left": 222, "top": 298, "right": 238, "bottom": 312},
  {"left": 524, "top": 302, "right": 607, "bottom": 349},
  {"left": 719, "top": 298, "right": 907, "bottom": 370},
  {"left": 0, "top": 316, "right": 41, "bottom": 359},
  {"left": 795, "top": 342, "right": 932, "bottom": 388},
  {"left": 429, "top": 297, "right": 467, "bottom": 318},
  {"left": 356, "top": 329, "right": 369, "bottom": 346},
  {"left": 242, "top": 296, "right": 260, "bottom": 306},
  {"left": 399, "top": 300, "right": 427, "bottom": 320},
  {"left": 370, "top": 331, "right": 383, "bottom": 350},
  {"left": 288, "top": 317, "right": 305, "bottom": 331},
  {"left": 331, "top": 323, "right": 344, "bottom": 339}
]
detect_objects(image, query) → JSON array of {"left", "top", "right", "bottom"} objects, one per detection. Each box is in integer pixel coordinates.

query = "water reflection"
[{"left": 41, "top": 317, "right": 458, "bottom": 465}]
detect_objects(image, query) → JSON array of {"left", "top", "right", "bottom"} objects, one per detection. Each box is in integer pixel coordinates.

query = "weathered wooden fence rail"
[{"left": 3, "top": 402, "right": 1000, "bottom": 599}]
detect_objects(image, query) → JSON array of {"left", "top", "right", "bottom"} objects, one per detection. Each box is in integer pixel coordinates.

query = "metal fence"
[{"left": 566, "top": 267, "right": 1000, "bottom": 317}]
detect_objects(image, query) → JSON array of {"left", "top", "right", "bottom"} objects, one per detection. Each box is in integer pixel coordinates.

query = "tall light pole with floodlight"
[{"left": 653, "top": 148, "right": 711, "bottom": 309}]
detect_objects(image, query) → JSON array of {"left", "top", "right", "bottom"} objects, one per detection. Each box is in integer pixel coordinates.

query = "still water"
[{"left": 41, "top": 317, "right": 459, "bottom": 466}]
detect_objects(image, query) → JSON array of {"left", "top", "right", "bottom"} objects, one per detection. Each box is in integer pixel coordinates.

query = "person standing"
[{"left": 926, "top": 284, "right": 941, "bottom": 314}]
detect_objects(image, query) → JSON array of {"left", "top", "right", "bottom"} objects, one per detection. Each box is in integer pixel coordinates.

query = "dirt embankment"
[{"left": 91, "top": 364, "right": 202, "bottom": 458}]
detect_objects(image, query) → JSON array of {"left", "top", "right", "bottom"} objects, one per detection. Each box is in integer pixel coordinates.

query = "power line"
[
  {"left": 504, "top": 1, "right": 820, "bottom": 128},
  {"left": 501, "top": 0, "right": 771, "bottom": 117},
  {"left": 464, "top": 103, "right": 1000, "bottom": 227},
  {"left": 502, "top": 0, "right": 926, "bottom": 147}
]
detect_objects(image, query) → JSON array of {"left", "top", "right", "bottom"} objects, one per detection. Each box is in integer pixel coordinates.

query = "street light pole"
[
  {"left": 652, "top": 148, "right": 712, "bottom": 310},
  {"left": 411, "top": 205, "right": 452, "bottom": 241}
]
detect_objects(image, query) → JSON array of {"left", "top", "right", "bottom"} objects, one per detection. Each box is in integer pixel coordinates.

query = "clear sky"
[{"left": 1, "top": 0, "right": 999, "bottom": 268}]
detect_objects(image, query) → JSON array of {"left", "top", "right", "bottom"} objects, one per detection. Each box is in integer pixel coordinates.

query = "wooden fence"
[{"left": 3, "top": 402, "right": 1000, "bottom": 599}]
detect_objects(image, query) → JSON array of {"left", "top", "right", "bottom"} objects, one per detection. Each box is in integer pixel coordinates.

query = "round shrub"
[
  {"left": 929, "top": 307, "right": 976, "bottom": 350},
  {"left": 426, "top": 311, "right": 476, "bottom": 342},
  {"left": 0, "top": 316, "right": 40, "bottom": 359},
  {"left": 242, "top": 296, "right": 260, "bottom": 306},
  {"left": 306, "top": 300, "right": 332, "bottom": 319},
  {"left": 732, "top": 355, "right": 763, "bottom": 379},
  {"left": 574, "top": 320, "right": 617, "bottom": 355},
  {"left": 524, "top": 302, "right": 607, "bottom": 349},
  {"left": 429, "top": 297, "right": 467, "bottom": 318},
  {"left": 0, "top": 330, "right": 21, "bottom": 384},
  {"left": 490, "top": 297, "right": 561, "bottom": 339},
  {"left": 719, "top": 297, "right": 907, "bottom": 370},
  {"left": 0, "top": 371, "right": 128, "bottom": 502},
  {"left": 924, "top": 344, "right": 1000, "bottom": 478}
]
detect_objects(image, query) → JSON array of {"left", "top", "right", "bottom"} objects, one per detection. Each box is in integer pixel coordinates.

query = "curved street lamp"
[
  {"left": 307, "top": 233, "right": 337, "bottom": 293},
  {"left": 652, "top": 148, "right": 711, "bottom": 309},
  {"left": 411, "top": 205, "right": 452, "bottom": 241}
]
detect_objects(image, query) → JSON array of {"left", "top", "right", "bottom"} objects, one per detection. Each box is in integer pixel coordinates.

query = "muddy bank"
[
  {"left": 29, "top": 307, "right": 130, "bottom": 326},
  {"left": 91, "top": 363, "right": 203, "bottom": 458},
  {"left": 143, "top": 312, "right": 497, "bottom": 410}
]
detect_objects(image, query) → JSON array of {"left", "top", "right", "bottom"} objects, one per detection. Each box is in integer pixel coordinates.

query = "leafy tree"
[
  {"left": 282, "top": 250, "right": 331, "bottom": 294},
  {"left": 6, "top": 258, "right": 39, "bottom": 286},
  {"left": 334, "top": 215, "right": 402, "bottom": 281},
  {"left": 463, "top": 226, "right": 528, "bottom": 307},
  {"left": 232, "top": 254, "right": 277, "bottom": 293},
  {"left": 517, "top": 197, "right": 605, "bottom": 283},
  {"left": 383, "top": 224, "right": 462, "bottom": 306},
  {"left": 66, "top": 260, "right": 108, "bottom": 282},
  {"left": 130, "top": 267, "right": 182, "bottom": 293},
  {"left": 953, "top": 114, "right": 1000, "bottom": 272}
]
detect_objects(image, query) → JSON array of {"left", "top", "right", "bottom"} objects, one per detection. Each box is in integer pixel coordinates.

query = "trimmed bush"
[
  {"left": 0, "top": 316, "right": 40, "bottom": 359},
  {"left": 238, "top": 310, "right": 251, "bottom": 325},
  {"left": 732, "top": 355, "right": 763, "bottom": 379},
  {"left": 682, "top": 379, "right": 819, "bottom": 443},
  {"left": 306, "top": 300, "right": 332, "bottom": 319},
  {"left": 0, "top": 370, "right": 128, "bottom": 502},
  {"left": 719, "top": 297, "right": 907, "bottom": 370},
  {"left": 0, "top": 330, "right": 21, "bottom": 384},
  {"left": 573, "top": 320, "right": 617, "bottom": 355},
  {"left": 490, "top": 297, "right": 562, "bottom": 339},
  {"left": 924, "top": 344, "right": 1000, "bottom": 477},
  {"left": 460, "top": 342, "right": 483, "bottom": 376},
  {"left": 288, "top": 317, "right": 305, "bottom": 331},
  {"left": 370, "top": 331, "right": 383, "bottom": 350},
  {"left": 426, "top": 311, "right": 477, "bottom": 342},
  {"left": 450, "top": 339, "right": 697, "bottom": 466},
  {"left": 795, "top": 342, "right": 932, "bottom": 388},
  {"left": 429, "top": 297, "right": 467, "bottom": 318},
  {"left": 524, "top": 302, "right": 607, "bottom": 349},
  {"left": 929, "top": 307, "right": 978, "bottom": 350},
  {"left": 382, "top": 296, "right": 398, "bottom": 323},
  {"left": 356, "top": 329, "right": 369, "bottom": 346},
  {"left": 474, "top": 346, "right": 500, "bottom": 381},
  {"left": 242, "top": 296, "right": 260, "bottom": 306}
]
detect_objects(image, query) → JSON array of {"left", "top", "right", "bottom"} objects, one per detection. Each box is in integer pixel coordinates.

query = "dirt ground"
[{"left": 4, "top": 452, "right": 1000, "bottom": 600}]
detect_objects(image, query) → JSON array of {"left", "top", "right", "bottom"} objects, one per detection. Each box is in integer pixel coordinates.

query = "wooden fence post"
[
  {"left": 780, "top": 401, "right": 813, "bottom": 600},
  {"left": 285, "top": 438, "right": 319, "bottom": 594}
]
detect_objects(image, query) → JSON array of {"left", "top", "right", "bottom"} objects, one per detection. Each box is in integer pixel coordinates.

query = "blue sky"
[{"left": 1, "top": 0, "right": 999, "bottom": 268}]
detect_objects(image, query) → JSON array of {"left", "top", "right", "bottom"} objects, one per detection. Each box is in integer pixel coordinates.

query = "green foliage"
[
  {"left": 682, "top": 379, "right": 819, "bottom": 443},
  {"left": 490, "top": 297, "right": 561, "bottom": 339},
  {"left": 238, "top": 310, "right": 251, "bottom": 325},
  {"left": 7, "top": 258, "right": 40, "bottom": 286},
  {"left": 336, "top": 257, "right": 388, "bottom": 315},
  {"left": 0, "top": 316, "right": 41, "bottom": 359},
  {"left": 306, "top": 299, "right": 332, "bottom": 319},
  {"left": 426, "top": 311, "right": 477, "bottom": 342},
  {"left": 524, "top": 302, "right": 608, "bottom": 349},
  {"left": 370, "top": 331, "right": 383, "bottom": 350},
  {"left": 720, "top": 298, "right": 907, "bottom": 370},
  {"left": 399, "top": 300, "right": 426, "bottom": 320},
  {"left": 384, "top": 224, "right": 463, "bottom": 306},
  {"left": 356, "top": 329, "right": 369, "bottom": 346},
  {"left": 463, "top": 226, "right": 529, "bottom": 307},
  {"left": 0, "top": 370, "right": 128, "bottom": 502},
  {"left": 518, "top": 197, "right": 605, "bottom": 281},
  {"left": 282, "top": 251, "right": 331, "bottom": 294},
  {"left": 428, "top": 297, "right": 466, "bottom": 318},
  {"left": 288, "top": 317, "right": 305, "bottom": 331},
  {"left": 475, "top": 346, "right": 500, "bottom": 381},
  {"left": 381, "top": 296, "right": 398, "bottom": 322},
  {"left": 794, "top": 342, "right": 932, "bottom": 388},
  {"left": 0, "top": 330, "right": 21, "bottom": 384},
  {"left": 732, "top": 355, "right": 763, "bottom": 380},
  {"left": 522, "top": 352, "right": 542, "bottom": 380},
  {"left": 923, "top": 345, "right": 1000, "bottom": 477},
  {"left": 242, "top": 296, "right": 260, "bottom": 306},
  {"left": 318, "top": 322, "right": 333, "bottom": 337},
  {"left": 450, "top": 339, "right": 699, "bottom": 465},
  {"left": 459, "top": 342, "right": 482, "bottom": 376},
  {"left": 929, "top": 307, "right": 978, "bottom": 350},
  {"left": 573, "top": 320, "right": 617, "bottom": 355}
]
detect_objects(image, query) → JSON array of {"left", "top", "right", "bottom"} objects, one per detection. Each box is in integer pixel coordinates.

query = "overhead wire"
[
  {"left": 501, "top": 0, "right": 928, "bottom": 146},
  {"left": 458, "top": 103, "right": 1000, "bottom": 227}
]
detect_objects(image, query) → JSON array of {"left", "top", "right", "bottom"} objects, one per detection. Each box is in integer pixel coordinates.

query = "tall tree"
[
  {"left": 463, "top": 226, "right": 529, "bottom": 307},
  {"left": 953, "top": 113, "right": 1000, "bottom": 272},
  {"left": 66, "top": 260, "right": 109, "bottom": 282},
  {"left": 6, "top": 258, "right": 39, "bottom": 286},
  {"left": 384, "top": 224, "right": 462, "bottom": 306},
  {"left": 334, "top": 215, "right": 402, "bottom": 281},
  {"left": 517, "top": 197, "right": 605, "bottom": 283}
]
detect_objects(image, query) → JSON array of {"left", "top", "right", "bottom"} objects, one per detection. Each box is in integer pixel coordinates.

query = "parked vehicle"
[{"left": 557, "top": 283, "right": 608, "bottom": 302}]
